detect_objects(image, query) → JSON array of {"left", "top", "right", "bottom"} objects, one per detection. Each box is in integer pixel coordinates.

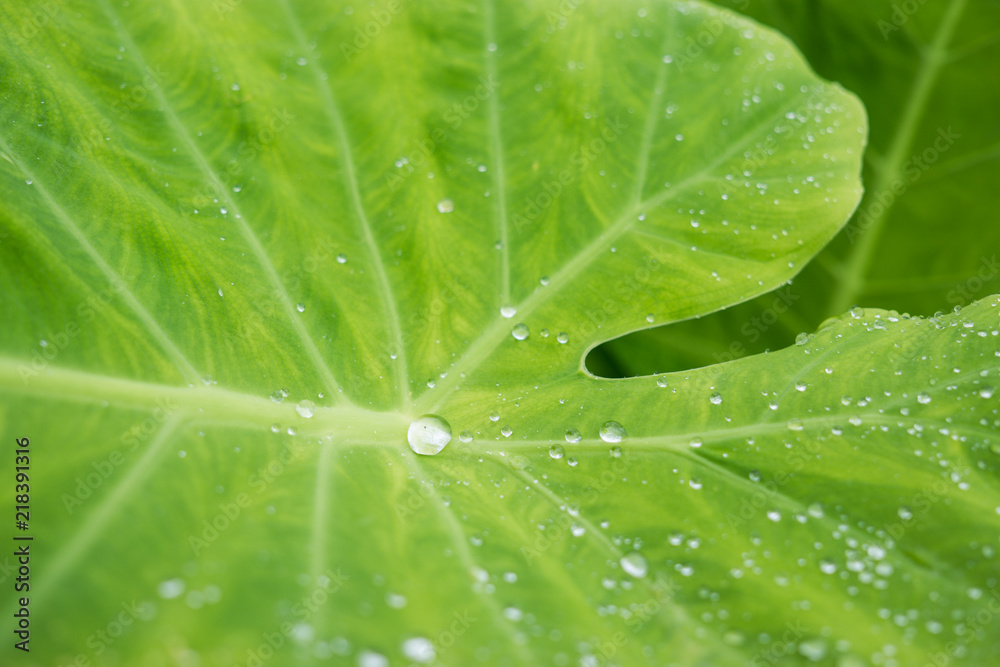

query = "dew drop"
[
  {"left": 709, "top": 392, "right": 722, "bottom": 405},
  {"left": 500, "top": 425, "right": 513, "bottom": 437},
  {"left": 459, "top": 430, "right": 473, "bottom": 443},
  {"left": 980, "top": 387, "right": 995, "bottom": 399},
  {"left": 436, "top": 199, "right": 454, "bottom": 213},
  {"left": 599, "top": 421, "right": 626, "bottom": 443},
  {"left": 295, "top": 302, "right": 305, "bottom": 313},
  {"left": 336, "top": 253, "right": 348, "bottom": 264},
  {"left": 917, "top": 392, "right": 932, "bottom": 405},
  {"left": 511, "top": 323, "right": 529, "bottom": 340},
  {"left": 620, "top": 552, "right": 648, "bottom": 578},
  {"left": 407, "top": 415, "right": 452, "bottom": 456},
  {"left": 295, "top": 400, "right": 316, "bottom": 419},
  {"left": 500, "top": 305, "right": 517, "bottom": 318},
  {"left": 564, "top": 428, "right": 581, "bottom": 443},
  {"left": 556, "top": 332, "right": 569, "bottom": 344},
  {"left": 401, "top": 637, "right": 435, "bottom": 664},
  {"left": 548, "top": 444, "right": 564, "bottom": 459}
]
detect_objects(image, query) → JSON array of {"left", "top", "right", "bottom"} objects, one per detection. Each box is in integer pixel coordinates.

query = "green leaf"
[
  {"left": 1, "top": 1, "right": 998, "bottom": 666},
  {"left": 598, "top": 0, "right": 1000, "bottom": 376}
]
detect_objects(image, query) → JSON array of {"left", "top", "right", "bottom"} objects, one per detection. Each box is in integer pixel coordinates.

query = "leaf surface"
[{"left": 1, "top": 1, "right": 998, "bottom": 666}]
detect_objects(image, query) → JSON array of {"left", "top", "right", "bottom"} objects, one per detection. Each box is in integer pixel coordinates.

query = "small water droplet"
[
  {"left": 336, "top": 253, "right": 348, "bottom": 264},
  {"left": 436, "top": 199, "right": 454, "bottom": 213},
  {"left": 709, "top": 392, "right": 722, "bottom": 405},
  {"left": 849, "top": 306, "right": 865, "bottom": 319},
  {"left": 296, "top": 302, "right": 305, "bottom": 313},
  {"left": 656, "top": 377, "right": 668, "bottom": 388},
  {"left": 620, "top": 552, "right": 648, "bottom": 578},
  {"left": 511, "top": 323, "right": 529, "bottom": 340},
  {"left": 407, "top": 415, "right": 452, "bottom": 456},
  {"left": 401, "top": 637, "right": 435, "bottom": 664},
  {"left": 459, "top": 430, "right": 473, "bottom": 443},
  {"left": 295, "top": 400, "right": 316, "bottom": 419},
  {"left": 564, "top": 428, "right": 581, "bottom": 443},
  {"left": 795, "top": 332, "right": 809, "bottom": 345},
  {"left": 500, "top": 305, "right": 517, "bottom": 318},
  {"left": 599, "top": 421, "right": 626, "bottom": 443},
  {"left": 980, "top": 386, "right": 995, "bottom": 399},
  {"left": 917, "top": 392, "right": 932, "bottom": 405},
  {"left": 489, "top": 411, "right": 500, "bottom": 422},
  {"left": 500, "top": 425, "right": 512, "bottom": 437},
  {"left": 548, "top": 444, "right": 564, "bottom": 459},
  {"left": 556, "top": 332, "right": 569, "bottom": 344},
  {"left": 689, "top": 437, "right": 703, "bottom": 448}
]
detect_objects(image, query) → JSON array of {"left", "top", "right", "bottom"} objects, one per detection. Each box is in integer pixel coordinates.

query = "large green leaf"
[
  {"left": 1, "top": 1, "right": 998, "bottom": 666},
  {"left": 597, "top": 0, "right": 1000, "bottom": 376}
]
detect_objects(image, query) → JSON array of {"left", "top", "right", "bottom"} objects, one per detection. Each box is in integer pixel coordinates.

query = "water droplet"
[
  {"left": 620, "top": 552, "right": 648, "bottom": 578},
  {"left": 511, "top": 323, "right": 529, "bottom": 340},
  {"left": 158, "top": 579, "right": 185, "bottom": 599},
  {"left": 295, "top": 400, "right": 316, "bottom": 419},
  {"left": 798, "top": 638, "right": 827, "bottom": 661},
  {"left": 500, "top": 425, "right": 512, "bottom": 437},
  {"left": 489, "top": 411, "right": 500, "bottom": 422},
  {"left": 599, "top": 421, "right": 626, "bottom": 443},
  {"left": 407, "top": 415, "right": 452, "bottom": 456},
  {"left": 766, "top": 510, "right": 782, "bottom": 522},
  {"left": 556, "top": 332, "right": 569, "bottom": 344},
  {"left": 795, "top": 332, "right": 810, "bottom": 345},
  {"left": 656, "top": 376, "right": 668, "bottom": 388},
  {"left": 849, "top": 306, "right": 864, "bottom": 319},
  {"left": 500, "top": 305, "right": 517, "bottom": 318},
  {"left": 336, "top": 253, "right": 347, "bottom": 264},
  {"left": 564, "top": 429, "right": 581, "bottom": 443},
  {"left": 980, "top": 387, "right": 995, "bottom": 399},
  {"left": 689, "top": 437, "right": 703, "bottom": 448},
  {"left": 609, "top": 446, "right": 622, "bottom": 458},
  {"left": 436, "top": 199, "right": 454, "bottom": 213},
  {"left": 358, "top": 651, "right": 389, "bottom": 667},
  {"left": 296, "top": 302, "right": 305, "bottom": 312},
  {"left": 548, "top": 444, "right": 564, "bottom": 459},
  {"left": 646, "top": 313, "right": 655, "bottom": 323},
  {"left": 819, "top": 559, "right": 837, "bottom": 575},
  {"left": 917, "top": 393, "right": 932, "bottom": 405},
  {"left": 459, "top": 430, "right": 473, "bottom": 443},
  {"left": 897, "top": 506, "right": 913, "bottom": 521},
  {"left": 401, "top": 637, "right": 435, "bottom": 663},
  {"left": 709, "top": 392, "right": 722, "bottom": 405}
]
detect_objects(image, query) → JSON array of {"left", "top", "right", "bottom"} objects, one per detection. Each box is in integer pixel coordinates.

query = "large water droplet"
[
  {"left": 511, "top": 323, "right": 529, "bottom": 340},
  {"left": 407, "top": 415, "right": 452, "bottom": 456},
  {"left": 620, "top": 552, "right": 648, "bottom": 578},
  {"left": 401, "top": 637, "right": 435, "bottom": 663},
  {"left": 599, "top": 421, "right": 626, "bottom": 443}
]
